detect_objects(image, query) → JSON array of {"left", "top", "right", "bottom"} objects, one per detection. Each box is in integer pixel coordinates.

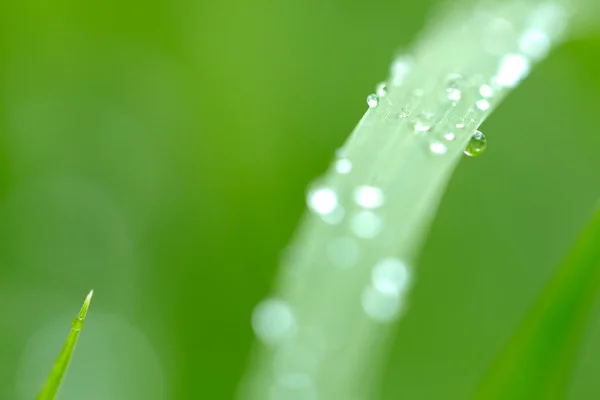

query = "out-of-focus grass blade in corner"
[
  {"left": 36, "top": 290, "right": 94, "bottom": 400},
  {"left": 472, "top": 208, "right": 600, "bottom": 400}
]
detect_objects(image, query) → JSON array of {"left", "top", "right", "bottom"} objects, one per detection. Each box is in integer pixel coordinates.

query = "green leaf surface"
[
  {"left": 472, "top": 208, "right": 600, "bottom": 400},
  {"left": 36, "top": 290, "right": 94, "bottom": 400}
]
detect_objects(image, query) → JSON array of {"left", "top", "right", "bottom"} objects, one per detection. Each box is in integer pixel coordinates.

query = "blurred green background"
[{"left": 0, "top": 0, "right": 599, "bottom": 399}]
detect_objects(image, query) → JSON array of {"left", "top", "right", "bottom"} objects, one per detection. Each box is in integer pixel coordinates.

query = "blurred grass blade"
[
  {"left": 36, "top": 290, "right": 94, "bottom": 400},
  {"left": 473, "top": 209, "right": 600, "bottom": 399}
]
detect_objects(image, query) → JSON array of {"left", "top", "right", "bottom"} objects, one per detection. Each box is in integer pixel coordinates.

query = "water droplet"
[
  {"left": 519, "top": 28, "right": 551, "bottom": 60},
  {"left": 361, "top": 285, "right": 402, "bottom": 323},
  {"left": 71, "top": 317, "right": 84, "bottom": 332},
  {"left": 464, "top": 130, "right": 487, "bottom": 157},
  {"left": 445, "top": 74, "right": 463, "bottom": 102},
  {"left": 372, "top": 258, "right": 411, "bottom": 296},
  {"left": 390, "top": 55, "right": 413, "bottom": 86},
  {"left": 398, "top": 109, "right": 409, "bottom": 118},
  {"left": 252, "top": 299, "right": 295, "bottom": 345},
  {"left": 429, "top": 141, "right": 447, "bottom": 155},
  {"left": 307, "top": 187, "right": 338, "bottom": 215},
  {"left": 375, "top": 82, "right": 388, "bottom": 97},
  {"left": 447, "top": 88, "right": 461, "bottom": 102},
  {"left": 320, "top": 205, "right": 345, "bottom": 225},
  {"left": 413, "top": 112, "right": 435, "bottom": 132},
  {"left": 334, "top": 158, "right": 352, "bottom": 174},
  {"left": 351, "top": 210, "right": 382, "bottom": 239},
  {"left": 366, "top": 94, "right": 379, "bottom": 108},
  {"left": 493, "top": 54, "right": 530, "bottom": 88},
  {"left": 327, "top": 237, "right": 359, "bottom": 269},
  {"left": 436, "top": 122, "right": 456, "bottom": 141},
  {"left": 479, "top": 84, "right": 494, "bottom": 98},
  {"left": 476, "top": 99, "right": 491, "bottom": 111},
  {"left": 354, "top": 185, "right": 384, "bottom": 209}
]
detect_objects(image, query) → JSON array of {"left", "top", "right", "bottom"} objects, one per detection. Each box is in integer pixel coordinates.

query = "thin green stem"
[{"left": 36, "top": 290, "right": 94, "bottom": 400}]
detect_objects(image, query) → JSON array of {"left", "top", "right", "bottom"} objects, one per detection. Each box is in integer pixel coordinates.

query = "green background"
[{"left": 0, "top": 0, "right": 599, "bottom": 399}]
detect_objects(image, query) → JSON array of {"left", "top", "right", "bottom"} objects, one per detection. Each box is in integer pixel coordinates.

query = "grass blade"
[
  {"left": 36, "top": 290, "right": 94, "bottom": 400},
  {"left": 240, "top": 2, "right": 578, "bottom": 398},
  {"left": 472, "top": 208, "right": 600, "bottom": 399}
]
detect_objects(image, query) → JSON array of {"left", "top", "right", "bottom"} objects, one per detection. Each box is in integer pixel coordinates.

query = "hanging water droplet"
[
  {"left": 464, "top": 130, "right": 487, "bottom": 157},
  {"left": 366, "top": 94, "right": 379, "bottom": 108},
  {"left": 375, "top": 82, "right": 388, "bottom": 97}
]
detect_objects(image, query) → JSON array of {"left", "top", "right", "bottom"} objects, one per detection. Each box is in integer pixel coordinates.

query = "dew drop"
[
  {"left": 476, "top": 99, "right": 491, "bottom": 111},
  {"left": 437, "top": 122, "right": 456, "bottom": 141},
  {"left": 464, "top": 130, "right": 487, "bottom": 157},
  {"left": 390, "top": 55, "right": 413, "bottom": 86},
  {"left": 371, "top": 258, "right": 411, "bottom": 296},
  {"left": 479, "top": 84, "right": 494, "bottom": 98},
  {"left": 445, "top": 74, "right": 464, "bottom": 102},
  {"left": 351, "top": 210, "right": 382, "bottom": 239},
  {"left": 413, "top": 112, "right": 434, "bottom": 132},
  {"left": 334, "top": 158, "right": 352, "bottom": 174},
  {"left": 375, "top": 82, "right": 388, "bottom": 97},
  {"left": 429, "top": 141, "right": 447, "bottom": 155},
  {"left": 252, "top": 299, "right": 295, "bottom": 345},
  {"left": 494, "top": 54, "right": 530, "bottom": 88},
  {"left": 307, "top": 187, "right": 338, "bottom": 215},
  {"left": 354, "top": 185, "right": 384, "bottom": 209},
  {"left": 71, "top": 317, "right": 84, "bottom": 332},
  {"left": 320, "top": 205, "right": 345, "bottom": 225},
  {"left": 361, "top": 285, "right": 402, "bottom": 323},
  {"left": 519, "top": 28, "right": 551, "bottom": 60},
  {"left": 398, "top": 109, "right": 409, "bottom": 118},
  {"left": 366, "top": 94, "right": 379, "bottom": 108},
  {"left": 447, "top": 89, "right": 461, "bottom": 102}
]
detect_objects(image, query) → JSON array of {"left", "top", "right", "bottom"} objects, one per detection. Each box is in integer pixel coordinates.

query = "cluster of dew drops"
[{"left": 366, "top": 77, "right": 487, "bottom": 158}]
